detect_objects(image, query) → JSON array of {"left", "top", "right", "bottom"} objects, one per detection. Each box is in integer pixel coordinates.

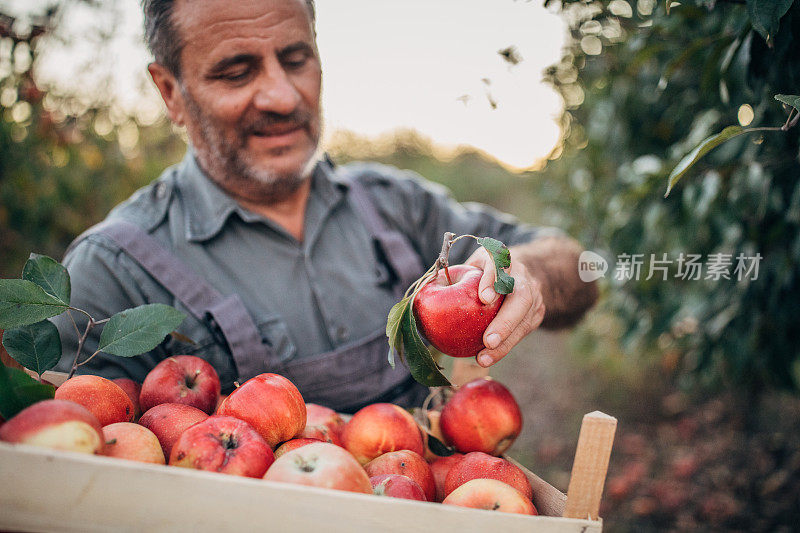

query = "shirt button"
[
  {"left": 155, "top": 182, "right": 168, "bottom": 198},
  {"left": 334, "top": 326, "right": 349, "bottom": 342}
]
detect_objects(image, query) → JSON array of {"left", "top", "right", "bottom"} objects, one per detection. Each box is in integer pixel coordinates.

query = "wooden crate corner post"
[{"left": 563, "top": 411, "right": 617, "bottom": 521}]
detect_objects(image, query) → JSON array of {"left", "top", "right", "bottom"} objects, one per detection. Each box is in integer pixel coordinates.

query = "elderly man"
[{"left": 54, "top": 0, "right": 597, "bottom": 412}]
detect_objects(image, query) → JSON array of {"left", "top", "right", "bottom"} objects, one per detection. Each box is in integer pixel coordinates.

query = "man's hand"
[{"left": 464, "top": 247, "right": 546, "bottom": 367}]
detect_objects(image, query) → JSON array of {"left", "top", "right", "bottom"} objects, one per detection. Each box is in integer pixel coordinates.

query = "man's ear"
[{"left": 148, "top": 62, "right": 187, "bottom": 126}]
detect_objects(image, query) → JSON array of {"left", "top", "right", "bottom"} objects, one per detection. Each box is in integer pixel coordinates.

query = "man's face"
[{"left": 165, "top": 0, "right": 322, "bottom": 203}]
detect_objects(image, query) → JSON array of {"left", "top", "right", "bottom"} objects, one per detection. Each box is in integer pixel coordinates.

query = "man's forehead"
[{"left": 173, "top": 0, "right": 313, "bottom": 47}]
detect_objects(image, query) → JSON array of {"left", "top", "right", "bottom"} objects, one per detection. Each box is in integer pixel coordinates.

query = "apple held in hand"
[
  {"left": 140, "top": 355, "right": 220, "bottom": 415},
  {"left": 443, "top": 479, "right": 537, "bottom": 515},
  {"left": 413, "top": 265, "right": 502, "bottom": 358},
  {"left": 440, "top": 377, "right": 522, "bottom": 456},
  {"left": 169, "top": 415, "right": 274, "bottom": 478},
  {"left": 263, "top": 442, "right": 372, "bottom": 494},
  {"left": 0, "top": 399, "right": 104, "bottom": 454}
]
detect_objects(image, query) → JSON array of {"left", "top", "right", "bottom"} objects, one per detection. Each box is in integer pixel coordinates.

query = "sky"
[{"left": 9, "top": 0, "right": 567, "bottom": 170}]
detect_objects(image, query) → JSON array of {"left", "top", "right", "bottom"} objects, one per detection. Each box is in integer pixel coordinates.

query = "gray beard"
[{"left": 182, "top": 88, "right": 317, "bottom": 205}]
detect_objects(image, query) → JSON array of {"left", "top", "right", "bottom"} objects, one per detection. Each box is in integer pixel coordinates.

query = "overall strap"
[
  {"left": 76, "top": 219, "right": 271, "bottom": 381},
  {"left": 345, "top": 173, "right": 426, "bottom": 292}
]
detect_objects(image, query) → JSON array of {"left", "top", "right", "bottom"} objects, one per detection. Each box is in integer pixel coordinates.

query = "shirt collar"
[{"left": 176, "top": 150, "right": 349, "bottom": 243}]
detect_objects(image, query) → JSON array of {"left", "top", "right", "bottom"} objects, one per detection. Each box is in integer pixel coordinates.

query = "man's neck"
[{"left": 237, "top": 178, "right": 312, "bottom": 242}]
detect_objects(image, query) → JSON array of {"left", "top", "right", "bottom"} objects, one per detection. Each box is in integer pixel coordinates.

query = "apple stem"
[{"left": 437, "top": 232, "right": 456, "bottom": 285}]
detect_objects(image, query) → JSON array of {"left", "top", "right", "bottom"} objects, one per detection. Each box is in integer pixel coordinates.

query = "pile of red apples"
[{"left": 0, "top": 355, "right": 536, "bottom": 515}]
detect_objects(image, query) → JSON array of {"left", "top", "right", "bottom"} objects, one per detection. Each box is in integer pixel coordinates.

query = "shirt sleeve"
[
  {"left": 350, "top": 162, "right": 563, "bottom": 266},
  {"left": 51, "top": 234, "right": 168, "bottom": 381}
]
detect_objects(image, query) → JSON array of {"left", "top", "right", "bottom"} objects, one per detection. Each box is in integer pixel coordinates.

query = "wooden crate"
[{"left": 1, "top": 369, "right": 616, "bottom": 531}]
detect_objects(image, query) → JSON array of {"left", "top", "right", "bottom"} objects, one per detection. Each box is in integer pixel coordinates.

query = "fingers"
[
  {"left": 465, "top": 247, "right": 498, "bottom": 304},
  {"left": 476, "top": 272, "right": 545, "bottom": 367}
]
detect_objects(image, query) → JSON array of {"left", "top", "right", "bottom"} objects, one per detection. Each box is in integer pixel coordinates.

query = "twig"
[{"left": 68, "top": 317, "right": 95, "bottom": 379}]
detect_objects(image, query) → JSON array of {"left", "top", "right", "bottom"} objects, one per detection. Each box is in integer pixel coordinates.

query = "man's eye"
[
  {"left": 282, "top": 52, "right": 309, "bottom": 69},
  {"left": 221, "top": 68, "right": 251, "bottom": 81}
]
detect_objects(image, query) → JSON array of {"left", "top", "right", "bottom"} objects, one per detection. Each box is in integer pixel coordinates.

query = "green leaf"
[
  {"left": 775, "top": 94, "right": 800, "bottom": 113},
  {"left": 665, "top": 126, "right": 753, "bottom": 197},
  {"left": 2, "top": 320, "right": 62, "bottom": 376},
  {"left": 386, "top": 298, "right": 409, "bottom": 368},
  {"left": 98, "top": 304, "right": 186, "bottom": 357},
  {"left": 0, "top": 279, "right": 70, "bottom": 329},
  {"left": 22, "top": 254, "right": 70, "bottom": 305},
  {"left": 386, "top": 295, "right": 451, "bottom": 387},
  {"left": 747, "top": 0, "right": 793, "bottom": 45},
  {"left": 427, "top": 433, "right": 455, "bottom": 457},
  {"left": 400, "top": 303, "right": 451, "bottom": 387},
  {"left": 0, "top": 362, "right": 56, "bottom": 420},
  {"left": 477, "top": 237, "right": 515, "bottom": 294}
]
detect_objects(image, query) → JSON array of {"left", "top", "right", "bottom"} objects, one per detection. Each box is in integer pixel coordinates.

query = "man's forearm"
[{"left": 510, "top": 236, "right": 598, "bottom": 329}]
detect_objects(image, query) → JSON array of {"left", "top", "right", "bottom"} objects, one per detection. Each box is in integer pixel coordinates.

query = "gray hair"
[{"left": 142, "top": 0, "right": 316, "bottom": 79}]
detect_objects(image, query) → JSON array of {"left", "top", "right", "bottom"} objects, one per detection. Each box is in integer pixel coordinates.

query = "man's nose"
[{"left": 252, "top": 63, "right": 302, "bottom": 115}]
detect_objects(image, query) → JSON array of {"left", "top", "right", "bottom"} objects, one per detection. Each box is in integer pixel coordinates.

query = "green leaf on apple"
[
  {"left": 0, "top": 279, "right": 70, "bottom": 329},
  {"left": 2, "top": 320, "right": 62, "bottom": 377},
  {"left": 477, "top": 237, "right": 515, "bottom": 295},
  {"left": 386, "top": 297, "right": 451, "bottom": 387},
  {"left": 98, "top": 304, "right": 186, "bottom": 357},
  {"left": 427, "top": 433, "right": 455, "bottom": 457},
  {"left": 22, "top": 254, "right": 71, "bottom": 306},
  {"left": 0, "top": 360, "right": 56, "bottom": 420}
]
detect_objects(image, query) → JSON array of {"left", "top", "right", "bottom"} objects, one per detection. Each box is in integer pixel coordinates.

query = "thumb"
[{"left": 478, "top": 264, "right": 498, "bottom": 304}]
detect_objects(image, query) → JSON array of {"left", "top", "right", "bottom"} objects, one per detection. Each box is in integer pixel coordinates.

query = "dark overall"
[{"left": 75, "top": 165, "right": 430, "bottom": 413}]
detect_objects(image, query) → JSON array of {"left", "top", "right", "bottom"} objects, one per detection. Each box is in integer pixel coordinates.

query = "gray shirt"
[{"left": 53, "top": 152, "right": 546, "bottom": 389}]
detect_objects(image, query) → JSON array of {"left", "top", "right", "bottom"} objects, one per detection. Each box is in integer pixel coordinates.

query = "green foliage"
[
  {"left": 2, "top": 320, "right": 61, "bottom": 377},
  {"left": 0, "top": 362, "right": 55, "bottom": 420},
  {"left": 477, "top": 237, "right": 515, "bottom": 294},
  {"left": 97, "top": 304, "right": 186, "bottom": 357},
  {"left": 0, "top": 279, "right": 69, "bottom": 329},
  {"left": 0, "top": 9, "right": 185, "bottom": 278},
  {"left": 543, "top": 0, "right": 800, "bottom": 392}
]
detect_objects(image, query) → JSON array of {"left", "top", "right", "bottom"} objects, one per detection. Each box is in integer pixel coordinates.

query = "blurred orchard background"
[{"left": 1, "top": 0, "right": 800, "bottom": 530}]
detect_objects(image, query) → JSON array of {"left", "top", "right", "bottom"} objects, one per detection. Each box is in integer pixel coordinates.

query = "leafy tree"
[{"left": 541, "top": 0, "right": 800, "bottom": 393}]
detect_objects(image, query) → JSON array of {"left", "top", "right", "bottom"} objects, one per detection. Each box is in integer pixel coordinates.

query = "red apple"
[
  {"left": 139, "top": 356, "right": 220, "bottom": 415},
  {"left": 413, "top": 265, "right": 503, "bottom": 357},
  {"left": 440, "top": 377, "right": 522, "bottom": 456},
  {"left": 138, "top": 403, "right": 209, "bottom": 458},
  {"left": 170, "top": 415, "right": 274, "bottom": 478},
  {"left": 112, "top": 378, "right": 142, "bottom": 420},
  {"left": 430, "top": 453, "right": 465, "bottom": 502},
  {"left": 444, "top": 451, "right": 533, "bottom": 501},
  {"left": 216, "top": 373, "right": 306, "bottom": 449},
  {"left": 342, "top": 403, "right": 424, "bottom": 465},
  {"left": 102, "top": 422, "right": 165, "bottom": 464},
  {"left": 299, "top": 424, "right": 342, "bottom": 446},
  {"left": 54, "top": 375, "right": 134, "bottom": 426},
  {"left": 0, "top": 399, "right": 104, "bottom": 454},
  {"left": 274, "top": 437, "right": 322, "bottom": 459},
  {"left": 305, "top": 403, "right": 346, "bottom": 440},
  {"left": 263, "top": 442, "right": 372, "bottom": 494},
  {"left": 370, "top": 474, "right": 427, "bottom": 501},
  {"left": 364, "top": 450, "right": 435, "bottom": 502},
  {"left": 443, "top": 479, "right": 537, "bottom": 515}
]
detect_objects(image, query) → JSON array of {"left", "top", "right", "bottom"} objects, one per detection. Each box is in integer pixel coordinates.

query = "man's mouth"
[{"left": 250, "top": 123, "right": 305, "bottom": 137}]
